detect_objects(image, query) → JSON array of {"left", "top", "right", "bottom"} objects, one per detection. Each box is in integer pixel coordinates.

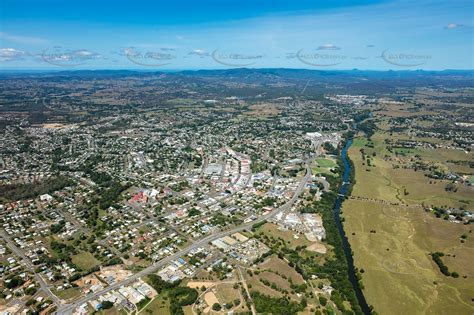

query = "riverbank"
[
  {"left": 342, "top": 132, "right": 474, "bottom": 314},
  {"left": 334, "top": 138, "right": 371, "bottom": 315}
]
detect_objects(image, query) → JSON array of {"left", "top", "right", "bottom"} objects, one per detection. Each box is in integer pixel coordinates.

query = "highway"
[{"left": 56, "top": 159, "right": 313, "bottom": 314}]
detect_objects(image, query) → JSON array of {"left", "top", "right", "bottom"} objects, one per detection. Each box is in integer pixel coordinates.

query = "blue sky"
[{"left": 0, "top": 0, "right": 473, "bottom": 70}]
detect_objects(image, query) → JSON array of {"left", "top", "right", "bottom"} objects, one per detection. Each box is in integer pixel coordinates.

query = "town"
[{"left": 0, "top": 69, "right": 472, "bottom": 315}]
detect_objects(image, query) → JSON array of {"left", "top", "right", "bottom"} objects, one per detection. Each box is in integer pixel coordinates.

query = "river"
[{"left": 334, "top": 139, "right": 371, "bottom": 315}]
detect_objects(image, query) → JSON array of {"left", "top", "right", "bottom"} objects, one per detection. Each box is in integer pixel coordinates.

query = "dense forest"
[{"left": 0, "top": 175, "right": 73, "bottom": 203}]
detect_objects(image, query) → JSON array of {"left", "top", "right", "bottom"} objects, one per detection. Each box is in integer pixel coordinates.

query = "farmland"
[{"left": 343, "top": 124, "right": 474, "bottom": 314}]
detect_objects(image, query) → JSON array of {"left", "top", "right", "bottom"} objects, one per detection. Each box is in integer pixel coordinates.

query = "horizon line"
[{"left": 1, "top": 67, "right": 473, "bottom": 73}]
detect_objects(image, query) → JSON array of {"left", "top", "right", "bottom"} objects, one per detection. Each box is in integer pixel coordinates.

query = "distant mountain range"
[
  {"left": 1, "top": 68, "right": 473, "bottom": 77},
  {"left": 1, "top": 68, "right": 473, "bottom": 90}
]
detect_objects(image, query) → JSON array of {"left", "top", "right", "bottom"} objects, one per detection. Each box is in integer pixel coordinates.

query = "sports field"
[
  {"left": 71, "top": 251, "right": 100, "bottom": 270},
  {"left": 312, "top": 157, "right": 338, "bottom": 175}
]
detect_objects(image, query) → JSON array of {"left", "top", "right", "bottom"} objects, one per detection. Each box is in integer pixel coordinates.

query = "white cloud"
[
  {"left": 444, "top": 23, "right": 464, "bottom": 29},
  {"left": 188, "top": 49, "right": 210, "bottom": 57},
  {"left": 317, "top": 43, "right": 341, "bottom": 50},
  {"left": 0, "top": 48, "right": 27, "bottom": 61},
  {"left": 40, "top": 48, "right": 102, "bottom": 66},
  {"left": 121, "top": 47, "right": 175, "bottom": 59}
]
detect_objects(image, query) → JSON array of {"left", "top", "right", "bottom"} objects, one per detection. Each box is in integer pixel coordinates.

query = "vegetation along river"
[{"left": 335, "top": 138, "right": 371, "bottom": 314}]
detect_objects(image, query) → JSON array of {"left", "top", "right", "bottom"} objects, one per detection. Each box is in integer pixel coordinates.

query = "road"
[
  {"left": 0, "top": 230, "right": 61, "bottom": 305},
  {"left": 237, "top": 266, "right": 256, "bottom": 315},
  {"left": 57, "top": 208, "right": 91, "bottom": 235},
  {"left": 56, "top": 159, "right": 312, "bottom": 314},
  {"left": 314, "top": 176, "right": 330, "bottom": 192}
]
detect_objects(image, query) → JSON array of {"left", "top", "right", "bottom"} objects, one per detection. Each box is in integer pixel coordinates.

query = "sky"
[{"left": 0, "top": 0, "right": 473, "bottom": 70}]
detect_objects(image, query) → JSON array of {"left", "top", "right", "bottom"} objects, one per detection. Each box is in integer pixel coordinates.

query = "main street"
[{"left": 56, "top": 157, "right": 313, "bottom": 314}]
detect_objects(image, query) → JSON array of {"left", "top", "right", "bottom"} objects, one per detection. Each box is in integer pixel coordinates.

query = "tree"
[
  {"left": 212, "top": 303, "right": 222, "bottom": 311},
  {"left": 5, "top": 276, "right": 24, "bottom": 289},
  {"left": 169, "top": 287, "right": 198, "bottom": 314},
  {"left": 101, "top": 301, "right": 113, "bottom": 309},
  {"left": 445, "top": 183, "right": 456, "bottom": 192},
  {"left": 26, "top": 299, "right": 36, "bottom": 306},
  {"left": 25, "top": 287, "right": 37, "bottom": 295},
  {"left": 319, "top": 296, "right": 327, "bottom": 306}
]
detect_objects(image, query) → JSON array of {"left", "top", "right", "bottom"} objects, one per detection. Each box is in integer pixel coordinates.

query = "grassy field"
[
  {"left": 241, "top": 103, "right": 281, "bottom": 119},
  {"left": 245, "top": 256, "right": 320, "bottom": 312},
  {"left": 390, "top": 145, "right": 472, "bottom": 176},
  {"left": 182, "top": 305, "right": 194, "bottom": 315},
  {"left": 166, "top": 98, "right": 196, "bottom": 105},
  {"left": 187, "top": 279, "right": 248, "bottom": 313},
  {"left": 88, "top": 308, "right": 126, "bottom": 315},
  {"left": 250, "top": 226, "right": 331, "bottom": 312},
  {"left": 71, "top": 251, "right": 100, "bottom": 270},
  {"left": 246, "top": 265, "right": 299, "bottom": 300},
  {"left": 140, "top": 293, "right": 170, "bottom": 314},
  {"left": 343, "top": 200, "right": 473, "bottom": 314},
  {"left": 350, "top": 132, "right": 473, "bottom": 208},
  {"left": 258, "top": 256, "right": 305, "bottom": 285},
  {"left": 214, "top": 283, "right": 240, "bottom": 305},
  {"left": 343, "top": 132, "right": 474, "bottom": 314},
  {"left": 54, "top": 287, "right": 81, "bottom": 300},
  {"left": 256, "top": 223, "right": 311, "bottom": 249},
  {"left": 312, "top": 157, "right": 338, "bottom": 175},
  {"left": 387, "top": 167, "right": 473, "bottom": 208},
  {"left": 316, "top": 158, "right": 337, "bottom": 168}
]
